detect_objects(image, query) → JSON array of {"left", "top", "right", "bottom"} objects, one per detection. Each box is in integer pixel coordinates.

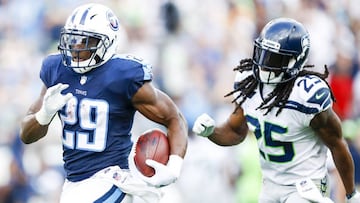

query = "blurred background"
[{"left": 0, "top": 0, "right": 360, "bottom": 202}]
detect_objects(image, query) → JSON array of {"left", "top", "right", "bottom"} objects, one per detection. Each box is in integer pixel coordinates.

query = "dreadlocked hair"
[{"left": 225, "top": 58, "right": 334, "bottom": 116}]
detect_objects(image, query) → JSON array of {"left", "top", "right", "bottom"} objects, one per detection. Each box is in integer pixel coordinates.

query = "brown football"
[{"left": 134, "top": 128, "right": 170, "bottom": 177}]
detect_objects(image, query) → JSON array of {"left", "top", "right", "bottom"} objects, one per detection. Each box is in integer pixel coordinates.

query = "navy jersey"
[{"left": 40, "top": 54, "right": 153, "bottom": 182}]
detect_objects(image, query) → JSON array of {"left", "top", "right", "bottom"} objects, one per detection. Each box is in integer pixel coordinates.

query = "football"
[{"left": 134, "top": 128, "right": 170, "bottom": 177}]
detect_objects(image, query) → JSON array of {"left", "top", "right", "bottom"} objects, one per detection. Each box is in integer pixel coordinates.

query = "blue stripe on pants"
[{"left": 94, "top": 185, "right": 125, "bottom": 203}]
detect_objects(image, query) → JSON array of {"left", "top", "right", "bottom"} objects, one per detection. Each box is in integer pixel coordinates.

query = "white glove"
[
  {"left": 192, "top": 113, "right": 215, "bottom": 137},
  {"left": 140, "top": 155, "right": 183, "bottom": 187},
  {"left": 296, "top": 178, "right": 333, "bottom": 203},
  {"left": 35, "top": 83, "right": 73, "bottom": 125},
  {"left": 347, "top": 190, "right": 360, "bottom": 203}
]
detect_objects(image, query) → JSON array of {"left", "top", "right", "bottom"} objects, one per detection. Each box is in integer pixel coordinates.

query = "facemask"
[{"left": 259, "top": 69, "right": 284, "bottom": 84}]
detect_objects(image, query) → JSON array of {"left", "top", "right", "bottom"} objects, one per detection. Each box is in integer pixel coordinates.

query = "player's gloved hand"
[
  {"left": 35, "top": 83, "right": 73, "bottom": 125},
  {"left": 192, "top": 113, "right": 215, "bottom": 137},
  {"left": 141, "top": 155, "right": 183, "bottom": 187},
  {"left": 347, "top": 190, "right": 360, "bottom": 203}
]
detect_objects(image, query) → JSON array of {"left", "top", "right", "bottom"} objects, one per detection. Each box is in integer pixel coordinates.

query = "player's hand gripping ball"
[{"left": 134, "top": 128, "right": 170, "bottom": 177}]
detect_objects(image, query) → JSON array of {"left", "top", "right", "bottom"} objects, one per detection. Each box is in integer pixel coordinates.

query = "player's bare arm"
[
  {"left": 209, "top": 106, "right": 248, "bottom": 146},
  {"left": 132, "top": 81, "right": 188, "bottom": 158},
  {"left": 20, "top": 85, "right": 49, "bottom": 144},
  {"left": 132, "top": 81, "right": 187, "bottom": 187},
  {"left": 310, "top": 108, "right": 356, "bottom": 196}
]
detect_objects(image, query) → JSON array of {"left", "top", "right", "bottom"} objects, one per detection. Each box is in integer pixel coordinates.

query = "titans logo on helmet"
[{"left": 107, "top": 11, "right": 119, "bottom": 31}]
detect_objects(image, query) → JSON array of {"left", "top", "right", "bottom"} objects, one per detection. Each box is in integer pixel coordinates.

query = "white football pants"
[
  {"left": 60, "top": 176, "right": 132, "bottom": 203},
  {"left": 259, "top": 176, "right": 329, "bottom": 203},
  {"left": 60, "top": 165, "right": 162, "bottom": 203}
]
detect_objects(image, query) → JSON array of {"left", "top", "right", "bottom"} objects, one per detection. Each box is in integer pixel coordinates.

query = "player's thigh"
[
  {"left": 260, "top": 178, "right": 328, "bottom": 203},
  {"left": 283, "top": 192, "right": 311, "bottom": 203},
  {"left": 258, "top": 179, "right": 282, "bottom": 203},
  {"left": 259, "top": 188, "right": 311, "bottom": 203},
  {"left": 259, "top": 179, "right": 310, "bottom": 203},
  {"left": 60, "top": 178, "right": 132, "bottom": 203}
]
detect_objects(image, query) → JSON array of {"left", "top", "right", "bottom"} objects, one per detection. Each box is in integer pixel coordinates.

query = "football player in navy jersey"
[
  {"left": 193, "top": 18, "right": 359, "bottom": 203},
  {"left": 20, "top": 3, "right": 187, "bottom": 203}
]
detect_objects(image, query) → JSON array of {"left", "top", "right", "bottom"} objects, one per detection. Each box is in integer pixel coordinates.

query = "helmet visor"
[
  {"left": 59, "top": 30, "right": 105, "bottom": 69},
  {"left": 253, "top": 44, "right": 292, "bottom": 71},
  {"left": 59, "top": 32, "right": 100, "bottom": 52}
]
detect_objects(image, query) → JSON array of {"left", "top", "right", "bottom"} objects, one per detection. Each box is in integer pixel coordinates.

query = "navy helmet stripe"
[
  {"left": 94, "top": 185, "right": 125, "bottom": 203},
  {"left": 79, "top": 7, "right": 91, "bottom": 25},
  {"left": 70, "top": 10, "right": 78, "bottom": 24}
]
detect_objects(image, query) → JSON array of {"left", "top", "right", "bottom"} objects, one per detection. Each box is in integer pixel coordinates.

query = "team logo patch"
[
  {"left": 113, "top": 172, "right": 121, "bottom": 181},
  {"left": 80, "top": 76, "right": 87, "bottom": 85},
  {"left": 107, "top": 11, "right": 119, "bottom": 31}
]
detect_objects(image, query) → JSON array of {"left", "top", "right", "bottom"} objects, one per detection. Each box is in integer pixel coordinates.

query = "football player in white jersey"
[{"left": 193, "top": 18, "right": 359, "bottom": 203}]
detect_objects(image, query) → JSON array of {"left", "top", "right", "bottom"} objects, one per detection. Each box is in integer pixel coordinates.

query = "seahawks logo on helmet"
[
  {"left": 301, "top": 35, "right": 310, "bottom": 49},
  {"left": 298, "top": 35, "right": 310, "bottom": 61}
]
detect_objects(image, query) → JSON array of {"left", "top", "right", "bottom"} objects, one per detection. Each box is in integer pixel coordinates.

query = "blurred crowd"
[{"left": 0, "top": 0, "right": 359, "bottom": 202}]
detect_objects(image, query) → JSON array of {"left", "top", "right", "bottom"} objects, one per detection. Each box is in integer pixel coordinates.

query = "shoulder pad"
[{"left": 286, "top": 75, "right": 332, "bottom": 114}]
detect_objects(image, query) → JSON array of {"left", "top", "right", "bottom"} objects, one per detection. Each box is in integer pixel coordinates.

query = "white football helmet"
[{"left": 58, "top": 3, "right": 121, "bottom": 73}]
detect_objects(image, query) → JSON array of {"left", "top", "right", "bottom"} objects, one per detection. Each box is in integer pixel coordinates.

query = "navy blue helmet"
[{"left": 252, "top": 18, "right": 310, "bottom": 84}]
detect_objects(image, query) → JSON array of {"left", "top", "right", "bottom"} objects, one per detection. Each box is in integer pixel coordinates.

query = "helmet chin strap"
[{"left": 71, "top": 58, "right": 97, "bottom": 74}]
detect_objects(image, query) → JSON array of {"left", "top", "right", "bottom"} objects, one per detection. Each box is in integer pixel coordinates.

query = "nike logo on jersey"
[
  {"left": 315, "top": 92, "right": 325, "bottom": 100},
  {"left": 307, "top": 87, "right": 331, "bottom": 109}
]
